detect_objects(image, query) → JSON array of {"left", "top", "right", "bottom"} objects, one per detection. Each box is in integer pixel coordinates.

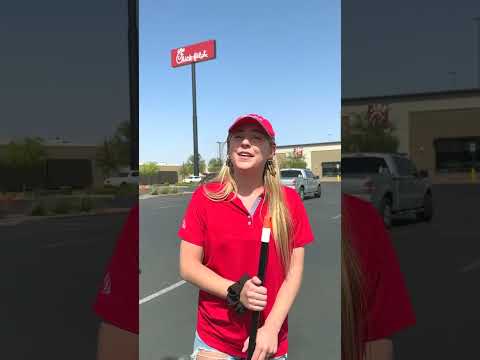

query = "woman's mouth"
[{"left": 237, "top": 151, "right": 254, "bottom": 158}]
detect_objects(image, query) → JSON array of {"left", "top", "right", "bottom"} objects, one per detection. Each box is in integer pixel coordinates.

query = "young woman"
[
  {"left": 178, "top": 114, "right": 314, "bottom": 360},
  {"left": 341, "top": 193, "right": 416, "bottom": 360},
  {"left": 94, "top": 204, "right": 139, "bottom": 360}
]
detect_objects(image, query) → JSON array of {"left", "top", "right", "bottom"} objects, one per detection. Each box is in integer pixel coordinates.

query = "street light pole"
[
  {"left": 474, "top": 17, "right": 480, "bottom": 88},
  {"left": 192, "top": 63, "right": 199, "bottom": 176},
  {"left": 216, "top": 141, "right": 223, "bottom": 163}
]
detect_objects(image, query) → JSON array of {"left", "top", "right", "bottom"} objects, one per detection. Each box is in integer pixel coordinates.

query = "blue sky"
[{"left": 140, "top": 0, "right": 340, "bottom": 165}]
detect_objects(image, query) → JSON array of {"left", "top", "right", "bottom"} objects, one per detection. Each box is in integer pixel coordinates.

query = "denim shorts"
[{"left": 191, "top": 331, "right": 288, "bottom": 360}]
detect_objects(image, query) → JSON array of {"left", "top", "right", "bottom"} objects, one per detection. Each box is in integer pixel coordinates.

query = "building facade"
[
  {"left": 276, "top": 141, "right": 341, "bottom": 181},
  {"left": 342, "top": 89, "right": 480, "bottom": 183}
]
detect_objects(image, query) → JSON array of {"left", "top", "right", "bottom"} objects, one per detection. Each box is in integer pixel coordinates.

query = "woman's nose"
[{"left": 241, "top": 137, "right": 251, "bottom": 145}]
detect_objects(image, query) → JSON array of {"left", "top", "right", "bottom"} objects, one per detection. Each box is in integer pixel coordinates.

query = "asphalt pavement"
[
  {"left": 0, "top": 212, "right": 129, "bottom": 359},
  {"left": 390, "top": 184, "right": 480, "bottom": 359},
  {"left": 140, "top": 183, "right": 341, "bottom": 360}
]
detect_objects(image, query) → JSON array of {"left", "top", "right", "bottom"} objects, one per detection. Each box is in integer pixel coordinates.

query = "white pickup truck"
[
  {"left": 280, "top": 168, "right": 321, "bottom": 200},
  {"left": 104, "top": 170, "right": 139, "bottom": 187},
  {"left": 342, "top": 153, "right": 433, "bottom": 228}
]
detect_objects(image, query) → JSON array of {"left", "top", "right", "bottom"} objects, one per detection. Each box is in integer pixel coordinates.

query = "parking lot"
[
  {"left": 389, "top": 184, "right": 480, "bottom": 359},
  {"left": 140, "top": 183, "right": 341, "bottom": 360}
]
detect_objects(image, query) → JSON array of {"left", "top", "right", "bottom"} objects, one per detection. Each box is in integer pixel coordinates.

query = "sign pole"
[
  {"left": 171, "top": 40, "right": 216, "bottom": 177},
  {"left": 192, "top": 62, "right": 199, "bottom": 176}
]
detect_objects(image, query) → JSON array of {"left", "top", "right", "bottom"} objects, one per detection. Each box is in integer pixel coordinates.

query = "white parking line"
[
  {"left": 139, "top": 280, "right": 186, "bottom": 304},
  {"left": 332, "top": 214, "right": 341, "bottom": 219}
]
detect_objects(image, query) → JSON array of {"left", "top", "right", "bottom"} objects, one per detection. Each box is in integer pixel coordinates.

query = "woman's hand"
[
  {"left": 241, "top": 325, "right": 279, "bottom": 360},
  {"left": 240, "top": 276, "right": 268, "bottom": 311}
]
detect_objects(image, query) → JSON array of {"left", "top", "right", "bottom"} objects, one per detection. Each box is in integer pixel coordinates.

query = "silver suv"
[
  {"left": 342, "top": 153, "right": 433, "bottom": 228},
  {"left": 280, "top": 168, "right": 321, "bottom": 200}
]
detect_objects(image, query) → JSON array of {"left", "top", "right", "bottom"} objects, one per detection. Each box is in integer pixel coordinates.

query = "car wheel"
[
  {"left": 417, "top": 193, "right": 433, "bottom": 222},
  {"left": 379, "top": 197, "right": 393, "bottom": 228},
  {"left": 315, "top": 185, "right": 321, "bottom": 198},
  {"left": 299, "top": 187, "right": 305, "bottom": 201}
]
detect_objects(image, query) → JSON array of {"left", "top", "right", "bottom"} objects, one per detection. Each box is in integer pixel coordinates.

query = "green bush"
[
  {"left": 170, "top": 186, "right": 178, "bottom": 194},
  {"left": 160, "top": 187, "right": 169, "bottom": 194},
  {"left": 31, "top": 202, "right": 47, "bottom": 216},
  {"left": 150, "top": 186, "right": 158, "bottom": 195},
  {"left": 80, "top": 197, "right": 94, "bottom": 212},
  {"left": 53, "top": 199, "right": 73, "bottom": 214}
]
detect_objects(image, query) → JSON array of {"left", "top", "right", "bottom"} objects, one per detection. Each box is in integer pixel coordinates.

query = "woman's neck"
[{"left": 233, "top": 172, "right": 264, "bottom": 197}]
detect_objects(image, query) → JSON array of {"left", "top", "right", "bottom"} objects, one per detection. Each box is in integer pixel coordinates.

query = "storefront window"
[
  {"left": 322, "top": 161, "right": 341, "bottom": 177},
  {"left": 434, "top": 137, "right": 480, "bottom": 173}
]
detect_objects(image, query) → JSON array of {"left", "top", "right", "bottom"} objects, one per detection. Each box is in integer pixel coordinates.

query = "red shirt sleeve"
[
  {"left": 177, "top": 187, "right": 207, "bottom": 246},
  {"left": 93, "top": 205, "right": 139, "bottom": 334},
  {"left": 286, "top": 187, "right": 315, "bottom": 248},
  {"left": 345, "top": 195, "right": 416, "bottom": 341}
]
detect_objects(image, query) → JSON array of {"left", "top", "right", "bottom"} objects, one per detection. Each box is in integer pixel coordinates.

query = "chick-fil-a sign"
[{"left": 171, "top": 40, "right": 216, "bottom": 68}]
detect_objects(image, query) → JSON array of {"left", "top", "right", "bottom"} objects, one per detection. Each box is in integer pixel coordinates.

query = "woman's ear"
[{"left": 271, "top": 143, "right": 277, "bottom": 158}]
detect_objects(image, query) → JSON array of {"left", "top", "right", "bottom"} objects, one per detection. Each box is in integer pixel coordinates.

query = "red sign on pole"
[{"left": 171, "top": 40, "right": 216, "bottom": 68}]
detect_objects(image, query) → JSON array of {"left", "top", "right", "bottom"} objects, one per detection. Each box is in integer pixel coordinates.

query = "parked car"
[
  {"left": 341, "top": 152, "right": 433, "bottom": 228},
  {"left": 200, "top": 173, "right": 218, "bottom": 184},
  {"left": 280, "top": 168, "right": 321, "bottom": 200},
  {"left": 183, "top": 175, "right": 203, "bottom": 184},
  {"left": 104, "top": 170, "right": 139, "bottom": 187}
]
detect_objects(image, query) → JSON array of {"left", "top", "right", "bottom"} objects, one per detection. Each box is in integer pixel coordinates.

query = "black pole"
[
  {"left": 128, "top": 0, "right": 139, "bottom": 171},
  {"left": 192, "top": 63, "right": 199, "bottom": 176},
  {"left": 247, "top": 241, "right": 269, "bottom": 360}
]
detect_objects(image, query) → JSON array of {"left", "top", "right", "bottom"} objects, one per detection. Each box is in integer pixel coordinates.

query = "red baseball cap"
[{"left": 228, "top": 114, "right": 275, "bottom": 140}]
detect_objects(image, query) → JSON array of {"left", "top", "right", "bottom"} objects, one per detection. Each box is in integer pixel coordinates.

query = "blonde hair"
[
  {"left": 341, "top": 200, "right": 366, "bottom": 360},
  {"left": 204, "top": 138, "right": 294, "bottom": 273}
]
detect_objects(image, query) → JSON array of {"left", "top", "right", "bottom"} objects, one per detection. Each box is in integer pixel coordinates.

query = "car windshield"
[
  {"left": 280, "top": 170, "right": 301, "bottom": 178},
  {"left": 342, "top": 157, "right": 387, "bottom": 174}
]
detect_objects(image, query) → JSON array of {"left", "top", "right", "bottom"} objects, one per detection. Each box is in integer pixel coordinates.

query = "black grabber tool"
[{"left": 247, "top": 215, "right": 272, "bottom": 360}]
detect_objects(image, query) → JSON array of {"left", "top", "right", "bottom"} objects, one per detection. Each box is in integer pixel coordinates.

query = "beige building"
[
  {"left": 276, "top": 141, "right": 341, "bottom": 181},
  {"left": 0, "top": 142, "right": 106, "bottom": 189},
  {"left": 342, "top": 89, "right": 480, "bottom": 184}
]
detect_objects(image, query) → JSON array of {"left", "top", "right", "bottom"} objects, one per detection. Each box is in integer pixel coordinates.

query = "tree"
[
  {"left": 208, "top": 158, "right": 223, "bottom": 173},
  {"left": 182, "top": 154, "right": 206, "bottom": 175},
  {"left": 96, "top": 139, "right": 119, "bottom": 178},
  {"left": 111, "top": 120, "right": 132, "bottom": 166},
  {"left": 343, "top": 111, "right": 399, "bottom": 153},
  {"left": 4, "top": 137, "right": 46, "bottom": 168},
  {"left": 139, "top": 162, "right": 160, "bottom": 176},
  {"left": 279, "top": 153, "right": 307, "bottom": 169},
  {"left": 1, "top": 137, "right": 47, "bottom": 192},
  {"left": 95, "top": 121, "right": 132, "bottom": 177},
  {"left": 179, "top": 162, "right": 190, "bottom": 179}
]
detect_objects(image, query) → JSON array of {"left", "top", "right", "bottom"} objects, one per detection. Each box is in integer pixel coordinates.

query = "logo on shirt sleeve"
[
  {"left": 101, "top": 272, "right": 111, "bottom": 295},
  {"left": 182, "top": 219, "right": 186, "bottom": 229}
]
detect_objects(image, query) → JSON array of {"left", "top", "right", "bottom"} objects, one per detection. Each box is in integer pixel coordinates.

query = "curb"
[
  {"left": 140, "top": 192, "right": 194, "bottom": 200},
  {"left": 0, "top": 208, "right": 131, "bottom": 226}
]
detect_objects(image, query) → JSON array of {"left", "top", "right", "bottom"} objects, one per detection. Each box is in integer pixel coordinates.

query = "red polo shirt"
[
  {"left": 93, "top": 205, "right": 139, "bottom": 334},
  {"left": 342, "top": 194, "right": 416, "bottom": 342},
  {"left": 178, "top": 184, "right": 314, "bottom": 357}
]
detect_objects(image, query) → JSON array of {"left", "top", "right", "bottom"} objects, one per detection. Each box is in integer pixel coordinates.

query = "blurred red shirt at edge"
[
  {"left": 342, "top": 193, "right": 416, "bottom": 342},
  {"left": 93, "top": 204, "right": 139, "bottom": 334}
]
